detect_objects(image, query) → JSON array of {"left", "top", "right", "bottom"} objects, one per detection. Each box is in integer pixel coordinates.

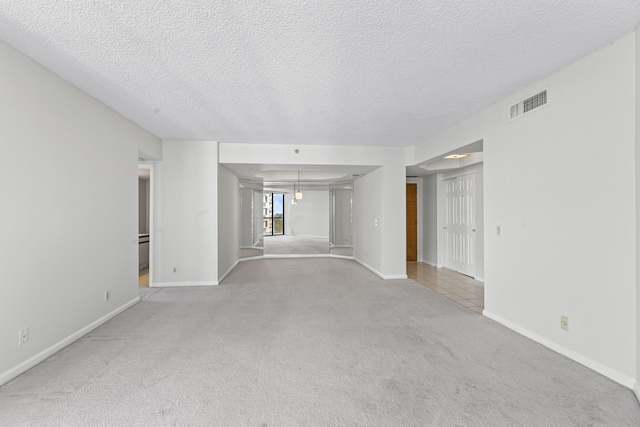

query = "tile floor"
[
  {"left": 138, "top": 267, "right": 149, "bottom": 286},
  {"left": 406, "top": 262, "right": 484, "bottom": 314}
]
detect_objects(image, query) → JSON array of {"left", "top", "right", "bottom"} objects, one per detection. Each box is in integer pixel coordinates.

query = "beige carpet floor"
[
  {"left": 264, "top": 235, "right": 329, "bottom": 255},
  {"left": 0, "top": 258, "right": 639, "bottom": 426}
]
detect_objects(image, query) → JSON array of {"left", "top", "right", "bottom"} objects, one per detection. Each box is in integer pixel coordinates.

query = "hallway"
[{"left": 406, "top": 262, "right": 484, "bottom": 314}]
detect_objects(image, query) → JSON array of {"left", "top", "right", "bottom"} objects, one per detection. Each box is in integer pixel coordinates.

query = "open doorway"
[{"left": 138, "top": 164, "right": 153, "bottom": 287}]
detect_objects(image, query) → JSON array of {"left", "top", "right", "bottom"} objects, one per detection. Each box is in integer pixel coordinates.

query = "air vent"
[{"left": 510, "top": 90, "right": 547, "bottom": 119}]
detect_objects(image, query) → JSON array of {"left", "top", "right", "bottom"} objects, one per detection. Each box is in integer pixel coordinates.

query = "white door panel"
[{"left": 444, "top": 174, "right": 476, "bottom": 277}]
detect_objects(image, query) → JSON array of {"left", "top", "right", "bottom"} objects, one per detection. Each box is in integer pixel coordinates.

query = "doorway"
[
  {"left": 406, "top": 183, "right": 417, "bottom": 261},
  {"left": 138, "top": 163, "right": 153, "bottom": 287}
]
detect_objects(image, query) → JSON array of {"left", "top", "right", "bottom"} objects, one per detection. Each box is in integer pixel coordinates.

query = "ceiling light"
[
  {"left": 295, "top": 171, "right": 302, "bottom": 200},
  {"left": 444, "top": 153, "right": 470, "bottom": 159},
  {"left": 292, "top": 175, "right": 298, "bottom": 204}
]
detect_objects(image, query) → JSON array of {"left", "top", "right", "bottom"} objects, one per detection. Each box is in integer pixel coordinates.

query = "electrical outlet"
[
  {"left": 18, "top": 327, "right": 28, "bottom": 345},
  {"left": 104, "top": 291, "right": 110, "bottom": 302},
  {"left": 496, "top": 225, "right": 502, "bottom": 237},
  {"left": 560, "top": 316, "right": 569, "bottom": 331},
  {"left": 173, "top": 267, "right": 177, "bottom": 273}
]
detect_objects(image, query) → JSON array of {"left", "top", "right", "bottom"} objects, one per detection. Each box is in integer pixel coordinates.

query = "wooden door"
[{"left": 406, "top": 183, "right": 417, "bottom": 261}]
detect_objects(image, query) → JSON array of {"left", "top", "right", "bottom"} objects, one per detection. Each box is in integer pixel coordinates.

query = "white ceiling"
[
  {"left": 1, "top": 2, "right": 639, "bottom": 148},
  {"left": 224, "top": 163, "right": 378, "bottom": 183}
]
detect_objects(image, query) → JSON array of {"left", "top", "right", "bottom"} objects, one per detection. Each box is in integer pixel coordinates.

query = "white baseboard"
[
  {"left": 385, "top": 274, "right": 409, "bottom": 279},
  {"left": 329, "top": 254, "right": 354, "bottom": 260},
  {"left": 354, "top": 258, "right": 408, "bottom": 280},
  {"left": 633, "top": 381, "right": 640, "bottom": 404},
  {"left": 0, "top": 297, "right": 140, "bottom": 388},
  {"left": 263, "top": 254, "right": 329, "bottom": 259},
  {"left": 218, "top": 259, "right": 239, "bottom": 283},
  {"left": 152, "top": 281, "right": 218, "bottom": 287},
  {"left": 474, "top": 276, "right": 485, "bottom": 283},
  {"left": 419, "top": 259, "right": 437, "bottom": 267},
  {"left": 238, "top": 255, "right": 264, "bottom": 262},
  {"left": 483, "top": 310, "right": 636, "bottom": 389}
]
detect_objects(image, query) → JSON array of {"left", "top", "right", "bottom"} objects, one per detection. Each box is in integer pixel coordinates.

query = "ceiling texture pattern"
[{"left": 1, "top": 1, "right": 639, "bottom": 147}]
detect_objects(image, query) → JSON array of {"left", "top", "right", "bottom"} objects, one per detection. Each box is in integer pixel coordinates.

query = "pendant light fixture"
[
  {"left": 295, "top": 170, "right": 303, "bottom": 200},
  {"left": 292, "top": 176, "right": 298, "bottom": 204}
]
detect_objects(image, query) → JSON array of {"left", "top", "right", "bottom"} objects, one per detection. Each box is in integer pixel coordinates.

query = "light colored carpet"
[
  {"left": 239, "top": 247, "right": 264, "bottom": 258},
  {"left": 1, "top": 258, "right": 639, "bottom": 426},
  {"left": 264, "top": 235, "right": 329, "bottom": 254}
]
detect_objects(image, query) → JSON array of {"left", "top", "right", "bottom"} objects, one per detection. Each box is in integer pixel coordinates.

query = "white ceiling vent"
[{"left": 510, "top": 90, "right": 548, "bottom": 120}]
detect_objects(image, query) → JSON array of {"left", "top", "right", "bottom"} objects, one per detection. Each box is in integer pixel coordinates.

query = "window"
[{"left": 263, "top": 193, "right": 284, "bottom": 236}]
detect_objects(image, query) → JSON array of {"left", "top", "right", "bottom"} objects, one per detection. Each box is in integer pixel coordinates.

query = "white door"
[{"left": 444, "top": 174, "right": 476, "bottom": 277}]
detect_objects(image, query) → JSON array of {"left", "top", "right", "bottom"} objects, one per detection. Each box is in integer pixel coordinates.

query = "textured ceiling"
[{"left": 1, "top": 1, "right": 639, "bottom": 147}]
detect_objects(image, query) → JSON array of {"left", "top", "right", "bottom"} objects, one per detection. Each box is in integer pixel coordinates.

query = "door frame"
[
  {"left": 436, "top": 167, "right": 483, "bottom": 281},
  {"left": 406, "top": 178, "right": 422, "bottom": 263},
  {"left": 138, "top": 162, "right": 154, "bottom": 287}
]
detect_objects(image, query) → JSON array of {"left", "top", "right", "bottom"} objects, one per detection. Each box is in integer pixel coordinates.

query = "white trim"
[
  {"left": 0, "top": 297, "right": 140, "bottom": 388},
  {"left": 354, "top": 258, "right": 408, "bottom": 280},
  {"left": 483, "top": 310, "right": 636, "bottom": 389},
  {"left": 263, "top": 254, "right": 329, "bottom": 259},
  {"left": 419, "top": 259, "right": 437, "bottom": 267},
  {"left": 329, "top": 254, "right": 354, "bottom": 260},
  {"left": 474, "top": 276, "right": 485, "bottom": 283},
  {"left": 633, "top": 381, "right": 640, "bottom": 403},
  {"left": 138, "top": 162, "right": 154, "bottom": 287},
  {"left": 238, "top": 255, "right": 264, "bottom": 262},
  {"left": 218, "top": 259, "right": 239, "bottom": 283},
  {"left": 152, "top": 281, "right": 218, "bottom": 287}
]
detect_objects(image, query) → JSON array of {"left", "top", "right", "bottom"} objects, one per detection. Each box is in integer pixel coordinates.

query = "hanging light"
[
  {"left": 292, "top": 176, "right": 298, "bottom": 204},
  {"left": 295, "top": 170, "right": 303, "bottom": 200}
]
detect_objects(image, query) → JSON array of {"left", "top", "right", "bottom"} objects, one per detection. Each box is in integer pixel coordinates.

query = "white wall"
[
  {"left": 218, "top": 165, "right": 239, "bottom": 280},
  {"left": 354, "top": 169, "right": 384, "bottom": 272},
  {"left": 421, "top": 175, "right": 438, "bottom": 266},
  {"left": 240, "top": 188, "right": 254, "bottom": 247},
  {"left": 0, "top": 39, "right": 161, "bottom": 385},
  {"left": 415, "top": 33, "right": 638, "bottom": 387},
  {"left": 153, "top": 140, "right": 218, "bottom": 286},
  {"left": 220, "top": 144, "right": 407, "bottom": 279},
  {"left": 285, "top": 190, "right": 329, "bottom": 238},
  {"left": 332, "top": 189, "right": 353, "bottom": 246},
  {"left": 138, "top": 179, "right": 149, "bottom": 233},
  {"left": 635, "top": 23, "right": 640, "bottom": 399}
]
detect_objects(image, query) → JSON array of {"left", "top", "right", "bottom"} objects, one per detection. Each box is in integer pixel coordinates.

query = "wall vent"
[{"left": 510, "top": 89, "right": 547, "bottom": 119}]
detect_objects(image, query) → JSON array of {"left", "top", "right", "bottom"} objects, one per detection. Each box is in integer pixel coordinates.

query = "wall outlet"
[
  {"left": 173, "top": 267, "right": 177, "bottom": 273},
  {"left": 104, "top": 291, "right": 110, "bottom": 302},
  {"left": 560, "top": 316, "right": 569, "bottom": 331},
  {"left": 496, "top": 225, "right": 502, "bottom": 237},
  {"left": 18, "top": 327, "right": 28, "bottom": 345}
]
